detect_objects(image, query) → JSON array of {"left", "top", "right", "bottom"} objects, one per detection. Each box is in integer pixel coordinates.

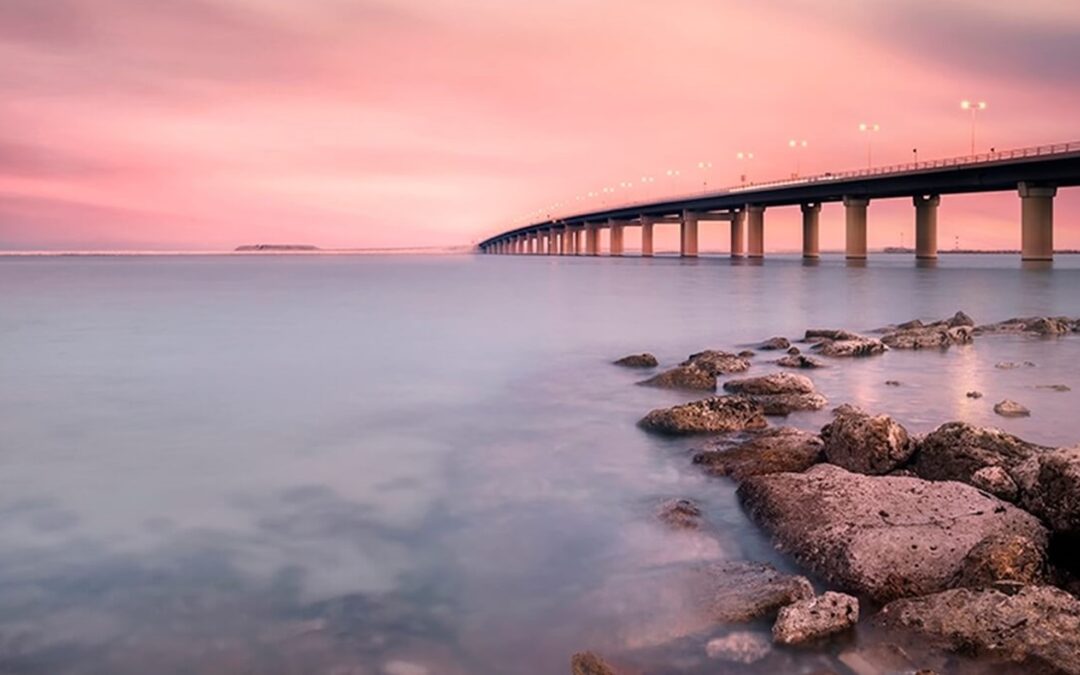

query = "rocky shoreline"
[{"left": 590, "top": 313, "right": 1080, "bottom": 674}]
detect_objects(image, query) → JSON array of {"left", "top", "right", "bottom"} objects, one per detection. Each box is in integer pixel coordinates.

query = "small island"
[{"left": 234, "top": 244, "right": 320, "bottom": 252}]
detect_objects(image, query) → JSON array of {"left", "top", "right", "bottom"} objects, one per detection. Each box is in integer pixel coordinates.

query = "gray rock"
[
  {"left": 638, "top": 395, "right": 768, "bottom": 435},
  {"left": 787, "top": 346, "right": 801, "bottom": 355},
  {"left": 776, "top": 354, "right": 824, "bottom": 369},
  {"left": 966, "top": 390, "right": 983, "bottom": 399},
  {"left": 954, "top": 533, "right": 1047, "bottom": 589},
  {"left": 638, "top": 364, "right": 716, "bottom": 391},
  {"left": 978, "top": 316, "right": 1075, "bottom": 336},
  {"left": 681, "top": 350, "right": 751, "bottom": 375},
  {"left": 737, "top": 350, "right": 756, "bottom": 359},
  {"left": 948, "top": 310, "right": 975, "bottom": 328},
  {"left": 613, "top": 353, "right": 658, "bottom": 368},
  {"left": 570, "top": 652, "right": 616, "bottom": 675},
  {"left": 911, "top": 421, "right": 1049, "bottom": 485},
  {"left": 805, "top": 328, "right": 863, "bottom": 342},
  {"left": 737, "top": 464, "right": 1048, "bottom": 602},
  {"left": 874, "top": 586, "right": 1080, "bottom": 675},
  {"left": 970, "top": 465, "right": 1019, "bottom": 502},
  {"left": 882, "top": 325, "right": 973, "bottom": 350},
  {"left": 994, "top": 399, "right": 1031, "bottom": 418},
  {"left": 814, "top": 336, "right": 888, "bottom": 357},
  {"left": 754, "top": 392, "right": 829, "bottom": 416},
  {"left": 821, "top": 404, "right": 915, "bottom": 475},
  {"left": 723, "top": 372, "right": 815, "bottom": 396},
  {"left": 885, "top": 380, "right": 901, "bottom": 387},
  {"left": 995, "top": 360, "right": 1036, "bottom": 369},
  {"left": 1019, "top": 447, "right": 1080, "bottom": 536},
  {"left": 705, "top": 631, "right": 772, "bottom": 664},
  {"left": 655, "top": 498, "right": 703, "bottom": 530},
  {"left": 1036, "top": 384, "right": 1072, "bottom": 392},
  {"left": 759, "top": 336, "right": 791, "bottom": 351},
  {"left": 772, "top": 592, "right": 859, "bottom": 645},
  {"left": 693, "top": 428, "right": 824, "bottom": 482}
]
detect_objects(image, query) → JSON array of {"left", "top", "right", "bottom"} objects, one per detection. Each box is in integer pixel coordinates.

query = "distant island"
[{"left": 235, "top": 244, "right": 320, "bottom": 252}]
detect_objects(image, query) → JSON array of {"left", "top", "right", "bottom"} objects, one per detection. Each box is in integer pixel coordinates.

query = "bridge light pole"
[
  {"left": 697, "top": 161, "right": 713, "bottom": 193},
  {"left": 960, "top": 100, "right": 987, "bottom": 155},
  {"left": 788, "top": 140, "right": 807, "bottom": 178},
  {"left": 858, "top": 123, "right": 879, "bottom": 170},
  {"left": 735, "top": 152, "right": 754, "bottom": 184}
]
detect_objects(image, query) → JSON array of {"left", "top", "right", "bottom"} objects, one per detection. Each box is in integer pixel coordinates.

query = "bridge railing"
[{"left": 499, "top": 139, "right": 1080, "bottom": 237}]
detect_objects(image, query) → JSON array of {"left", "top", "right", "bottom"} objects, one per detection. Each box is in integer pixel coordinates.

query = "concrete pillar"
[
  {"left": 680, "top": 211, "right": 698, "bottom": 258},
  {"left": 914, "top": 195, "right": 940, "bottom": 260},
  {"left": 747, "top": 205, "right": 765, "bottom": 258},
  {"left": 843, "top": 196, "right": 869, "bottom": 260},
  {"left": 730, "top": 210, "right": 745, "bottom": 258},
  {"left": 1019, "top": 183, "right": 1055, "bottom": 261},
  {"left": 608, "top": 219, "right": 624, "bottom": 256},
  {"left": 572, "top": 228, "right": 581, "bottom": 255},
  {"left": 548, "top": 229, "right": 558, "bottom": 255},
  {"left": 641, "top": 220, "right": 654, "bottom": 257},
  {"left": 801, "top": 203, "right": 821, "bottom": 259},
  {"left": 585, "top": 223, "right": 599, "bottom": 256}
]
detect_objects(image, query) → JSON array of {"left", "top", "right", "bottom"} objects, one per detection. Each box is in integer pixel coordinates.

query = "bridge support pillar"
[
  {"left": 801, "top": 203, "right": 821, "bottom": 259},
  {"left": 549, "top": 229, "right": 558, "bottom": 255},
  {"left": 914, "top": 195, "right": 940, "bottom": 259},
  {"left": 730, "top": 210, "right": 745, "bottom": 258},
  {"left": 585, "top": 224, "right": 599, "bottom": 256},
  {"left": 609, "top": 219, "right": 624, "bottom": 256},
  {"left": 559, "top": 230, "right": 569, "bottom": 255},
  {"left": 680, "top": 211, "right": 698, "bottom": 258},
  {"left": 641, "top": 220, "right": 654, "bottom": 257},
  {"left": 747, "top": 206, "right": 765, "bottom": 258},
  {"left": 844, "top": 196, "right": 869, "bottom": 260},
  {"left": 1019, "top": 183, "right": 1055, "bottom": 261}
]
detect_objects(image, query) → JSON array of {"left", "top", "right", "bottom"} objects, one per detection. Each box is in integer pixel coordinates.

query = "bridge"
[{"left": 478, "top": 141, "right": 1080, "bottom": 261}]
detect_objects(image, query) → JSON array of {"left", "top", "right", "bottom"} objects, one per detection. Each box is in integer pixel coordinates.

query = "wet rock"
[
  {"left": 911, "top": 421, "right": 1050, "bottom": 485},
  {"left": 759, "top": 337, "right": 791, "bottom": 351},
  {"left": 693, "top": 428, "right": 824, "bottom": 482},
  {"left": 966, "top": 390, "right": 983, "bottom": 399},
  {"left": 948, "top": 310, "right": 975, "bottom": 328},
  {"left": 805, "top": 328, "right": 863, "bottom": 342},
  {"left": 638, "top": 396, "right": 768, "bottom": 435},
  {"left": 813, "top": 336, "right": 887, "bottom": 358},
  {"left": 882, "top": 324, "right": 974, "bottom": 350},
  {"left": 978, "top": 316, "right": 1075, "bottom": 335},
  {"left": 874, "top": 586, "right": 1080, "bottom": 675},
  {"left": 1036, "top": 384, "right": 1071, "bottom": 392},
  {"left": 738, "top": 350, "right": 756, "bottom": 359},
  {"left": 705, "top": 631, "right": 772, "bottom": 664},
  {"left": 638, "top": 364, "right": 716, "bottom": 391},
  {"left": 885, "top": 380, "right": 901, "bottom": 387},
  {"left": 656, "top": 498, "right": 703, "bottom": 530},
  {"left": 721, "top": 373, "right": 828, "bottom": 415},
  {"left": 1019, "top": 447, "right": 1080, "bottom": 536},
  {"left": 787, "top": 346, "right": 801, "bottom": 355},
  {"left": 614, "top": 353, "right": 658, "bottom": 368},
  {"left": 772, "top": 592, "right": 859, "bottom": 645},
  {"left": 681, "top": 350, "right": 751, "bottom": 375},
  {"left": 994, "top": 399, "right": 1031, "bottom": 418},
  {"left": 776, "top": 354, "right": 824, "bottom": 369},
  {"left": 954, "top": 533, "right": 1047, "bottom": 589},
  {"left": 737, "top": 464, "right": 1048, "bottom": 602},
  {"left": 821, "top": 404, "right": 915, "bottom": 475},
  {"left": 571, "top": 651, "right": 616, "bottom": 675},
  {"left": 995, "top": 360, "right": 1036, "bottom": 369},
  {"left": 970, "top": 465, "right": 1019, "bottom": 502}
]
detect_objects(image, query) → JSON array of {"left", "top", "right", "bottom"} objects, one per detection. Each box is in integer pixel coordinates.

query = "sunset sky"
[{"left": 1, "top": 0, "right": 1079, "bottom": 251}]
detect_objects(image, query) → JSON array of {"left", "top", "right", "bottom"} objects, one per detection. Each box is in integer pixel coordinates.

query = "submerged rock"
[
  {"left": 874, "top": 586, "right": 1080, "bottom": 675},
  {"left": 737, "top": 350, "right": 756, "bottom": 359},
  {"left": 737, "top": 464, "right": 1048, "bottom": 602},
  {"left": 977, "top": 316, "right": 1075, "bottom": 336},
  {"left": 966, "top": 390, "right": 983, "bottom": 399},
  {"left": 1036, "top": 384, "right": 1072, "bottom": 392},
  {"left": 722, "top": 372, "right": 827, "bottom": 415},
  {"left": 776, "top": 354, "right": 824, "bottom": 369},
  {"left": 995, "top": 360, "right": 1036, "bottom": 369},
  {"left": 638, "top": 364, "right": 716, "bottom": 391},
  {"left": 571, "top": 651, "right": 616, "bottom": 675},
  {"left": 821, "top": 404, "right": 915, "bottom": 475},
  {"left": 758, "top": 337, "right": 791, "bottom": 351},
  {"left": 882, "top": 324, "right": 974, "bottom": 350},
  {"left": 681, "top": 350, "right": 751, "bottom": 375},
  {"left": 813, "top": 335, "right": 887, "bottom": 358},
  {"left": 772, "top": 592, "right": 859, "bottom": 645},
  {"left": 693, "top": 428, "right": 824, "bottom": 482},
  {"left": 705, "top": 631, "right": 772, "bottom": 664},
  {"left": 993, "top": 399, "right": 1031, "bottom": 418},
  {"left": 638, "top": 396, "right": 768, "bottom": 435},
  {"left": 805, "top": 328, "right": 862, "bottom": 342},
  {"left": 787, "top": 346, "right": 801, "bottom": 355},
  {"left": 954, "top": 533, "right": 1048, "bottom": 589},
  {"left": 614, "top": 353, "right": 658, "bottom": 368},
  {"left": 655, "top": 498, "right": 704, "bottom": 530}
]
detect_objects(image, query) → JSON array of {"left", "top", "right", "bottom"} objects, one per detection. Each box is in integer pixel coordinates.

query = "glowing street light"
[
  {"left": 735, "top": 151, "right": 754, "bottom": 184},
  {"left": 696, "top": 160, "right": 713, "bottom": 192},
  {"left": 858, "top": 123, "right": 880, "bottom": 169},
  {"left": 787, "top": 139, "right": 808, "bottom": 177},
  {"left": 960, "top": 100, "right": 987, "bottom": 155}
]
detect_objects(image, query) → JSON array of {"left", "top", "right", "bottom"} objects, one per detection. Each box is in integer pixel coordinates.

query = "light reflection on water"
[{"left": 1, "top": 253, "right": 1079, "bottom": 674}]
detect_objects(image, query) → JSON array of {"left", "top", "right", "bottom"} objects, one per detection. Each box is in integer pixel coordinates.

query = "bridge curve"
[{"left": 479, "top": 141, "right": 1080, "bottom": 261}]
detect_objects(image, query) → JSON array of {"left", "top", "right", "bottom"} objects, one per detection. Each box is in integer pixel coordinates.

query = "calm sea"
[{"left": 2, "top": 253, "right": 1079, "bottom": 674}]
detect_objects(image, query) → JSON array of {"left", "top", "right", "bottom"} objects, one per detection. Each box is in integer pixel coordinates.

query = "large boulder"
[
  {"left": 1018, "top": 447, "right": 1080, "bottom": 536},
  {"left": 681, "top": 350, "right": 751, "bottom": 375},
  {"left": 692, "top": 428, "right": 823, "bottom": 482},
  {"left": 737, "top": 464, "right": 1048, "bottom": 602},
  {"left": 881, "top": 324, "right": 974, "bottom": 350},
  {"left": 771, "top": 592, "right": 859, "bottom": 645},
  {"left": 910, "top": 421, "right": 1050, "bottom": 486},
  {"left": 638, "top": 364, "right": 716, "bottom": 391},
  {"left": 638, "top": 396, "right": 768, "bottom": 435},
  {"left": 820, "top": 404, "right": 915, "bottom": 475},
  {"left": 613, "top": 353, "right": 658, "bottom": 368},
  {"left": 722, "top": 372, "right": 828, "bottom": 415},
  {"left": 875, "top": 586, "right": 1080, "bottom": 675}
]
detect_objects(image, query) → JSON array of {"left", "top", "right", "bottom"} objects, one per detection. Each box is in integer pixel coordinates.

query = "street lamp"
[
  {"left": 697, "top": 160, "right": 713, "bottom": 192},
  {"left": 787, "top": 139, "right": 807, "bottom": 178},
  {"left": 735, "top": 151, "right": 754, "bottom": 184},
  {"left": 858, "top": 123, "right": 880, "bottom": 169},
  {"left": 960, "top": 100, "right": 987, "bottom": 155}
]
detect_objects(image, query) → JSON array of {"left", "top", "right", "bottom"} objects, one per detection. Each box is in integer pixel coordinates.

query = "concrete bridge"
[{"left": 478, "top": 141, "right": 1080, "bottom": 261}]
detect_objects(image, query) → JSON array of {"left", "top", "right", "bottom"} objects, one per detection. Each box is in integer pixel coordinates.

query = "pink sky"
[{"left": 1, "top": 0, "right": 1079, "bottom": 251}]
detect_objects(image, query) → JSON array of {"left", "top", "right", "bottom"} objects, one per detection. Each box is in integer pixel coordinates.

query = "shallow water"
[{"left": 2, "top": 253, "right": 1079, "bottom": 674}]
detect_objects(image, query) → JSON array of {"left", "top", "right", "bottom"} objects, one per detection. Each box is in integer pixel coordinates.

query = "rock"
[
  {"left": 948, "top": 310, "right": 975, "bottom": 328},
  {"left": 693, "top": 428, "right": 824, "bottom": 481},
  {"left": 737, "top": 464, "right": 1048, "bottom": 602},
  {"left": 570, "top": 652, "right": 616, "bottom": 675},
  {"left": 772, "top": 592, "right": 859, "bottom": 645},
  {"left": 805, "top": 328, "right": 863, "bottom": 342},
  {"left": 656, "top": 498, "right": 703, "bottom": 530},
  {"left": 722, "top": 373, "right": 826, "bottom": 416},
  {"left": 738, "top": 350, "right": 756, "bottom": 359},
  {"left": 813, "top": 336, "right": 887, "bottom": 358},
  {"left": 776, "top": 354, "right": 824, "bottom": 369},
  {"left": 978, "top": 316, "right": 1075, "bottom": 336},
  {"left": 1019, "top": 447, "right": 1080, "bottom": 536},
  {"left": 705, "top": 631, "right": 772, "bottom": 664},
  {"left": 820, "top": 404, "right": 915, "bottom": 475},
  {"left": 966, "top": 390, "right": 983, "bottom": 399},
  {"left": 954, "top": 533, "right": 1047, "bottom": 589},
  {"left": 638, "top": 396, "right": 768, "bottom": 435},
  {"left": 885, "top": 380, "right": 901, "bottom": 387},
  {"left": 911, "top": 421, "right": 1050, "bottom": 485},
  {"left": 1036, "top": 384, "right": 1071, "bottom": 392},
  {"left": 837, "top": 644, "right": 920, "bottom": 675},
  {"left": 681, "top": 350, "right": 751, "bottom": 375},
  {"left": 614, "top": 353, "right": 658, "bottom": 368},
  {"left": 875, "top": 586, "right": 1080, "bottom": 674},
  {"left": 970, "top": 465, "right": 1019, "bottom": 501},
  {"left": 994, "top": 399, "right": 1031, "bottom": 418},
  {"left": 787, "top": 346, "right": 801, "bottom": 355},
  {"left": 637, "top": 364, "right": 716, "bottom": 391},
  {"left": 759, "top": 337, "right": 791, "bottom": 351},
  {"left": 995, "top": 360, "right": 1036, "bottom": 369},
  {"left": 882, "top": 324, "right": 973, "bottom": 350}
]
